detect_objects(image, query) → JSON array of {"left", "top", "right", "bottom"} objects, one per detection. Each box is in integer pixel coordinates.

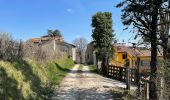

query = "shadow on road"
[{"left": 52, "top": 87, "right": 124, "bottom": 100}]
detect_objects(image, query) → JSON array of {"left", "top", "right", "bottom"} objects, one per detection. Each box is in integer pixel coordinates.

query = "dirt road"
[{"left": 52, "top": 64, "right": 136, "bottom": 100}]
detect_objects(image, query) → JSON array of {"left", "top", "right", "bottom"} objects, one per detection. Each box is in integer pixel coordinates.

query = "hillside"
[{"left": 0, "top": 59, "right": 74, "bottom": 99}]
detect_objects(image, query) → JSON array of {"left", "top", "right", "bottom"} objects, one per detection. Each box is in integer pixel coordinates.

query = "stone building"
[{"left": 26, "top": 35, "right": 76, "bottom": 61}]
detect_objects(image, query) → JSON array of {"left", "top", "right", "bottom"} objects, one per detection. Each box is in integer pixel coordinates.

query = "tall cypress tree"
[{"left": 91, "top": 12, "right": 115, "bottom": 75}]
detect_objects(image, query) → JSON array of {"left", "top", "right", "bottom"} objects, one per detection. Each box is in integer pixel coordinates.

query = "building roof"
[
  {"left": 28, "top": 36, "right": 75, "bottom": 49},
  {"left": 139, "top": 50, "right": 163, "bottom": 57},
  {"left": 28, "top": 36, "right": 63, "bottom": 44},
  {"left": 115, "top": 46, "right": 163, "bottom": 57},
  {"left": 28, "top": 38, "right": 41, "bottom": 43},
  {"left": 115, "top": 46, "right": 140, "bottom": 56},
  {"left": 58, "top": 41, "right": 76, "bottom": 48}
]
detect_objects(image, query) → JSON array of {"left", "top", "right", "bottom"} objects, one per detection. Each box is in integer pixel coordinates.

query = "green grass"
[
  {"left": 0, "top": 58, "right": 75, "bottom": 99},
  {"left": 48, "top": 59, "right": 75, "bottom": 86},
  {"left": 78, "top": 65, "right": 83, "bottom": 71},
  {"left": 88, "top": 65, "right": 98, "bottom": 73},
  {"left": 111, "top": 87, "right": 137, "bottom": 100}
]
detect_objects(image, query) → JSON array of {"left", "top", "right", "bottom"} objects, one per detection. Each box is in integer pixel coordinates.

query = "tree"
[
  {"left": 159, "top": 12, "right": 170, "bottom": 60},
  {"left": 159, "top": 11, "right": 170, "bottom": 99},
  {"left": 91, "top": 12, "right": 115, "bottom": 75},
  {"left": 47, "top": 29, "right": 62, "bottom": 37},
  {"left": 116, "top": 0, "right": 169, "bottom": 99},
  {"left": 73, "top": 37, "right": 87, "bottom": 64},
  {"left": 0, "top": 32, "right": 23, "bottom": 60},
  {"left": 18, "top": 39, "right": 24, "bottom": 58}
]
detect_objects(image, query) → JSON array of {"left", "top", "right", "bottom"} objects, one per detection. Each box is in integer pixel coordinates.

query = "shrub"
[{"left": 0, "top": 32, "right": 24, "bottom": 61}]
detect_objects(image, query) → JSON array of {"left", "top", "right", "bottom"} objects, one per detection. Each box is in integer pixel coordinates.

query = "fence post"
[
  {"left": 125, "top": 59, "right": 130, "bottom": 90},
  {"left": 143, "top": 80, "right": 150, "bottom": 100},
  {"left": 113, "top": 66, "right": 115, "bottom": 78},
  {"left": 147, "top": 81, "right": 149, "bottom": 100},
  {"left": 119, "top": 67, "right": 123, "bottom": 81},
  {"left": 136, "top": 57, "right": 141, "bottom": 97}
]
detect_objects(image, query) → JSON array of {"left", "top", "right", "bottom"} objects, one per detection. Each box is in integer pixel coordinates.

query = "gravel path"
[{"left": 52, "top": 64, "right": 136, "bottom": 100}]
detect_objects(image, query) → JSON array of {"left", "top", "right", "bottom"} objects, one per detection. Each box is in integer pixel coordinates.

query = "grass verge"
[
  {"left": 48, "top": 59, "right": 75, "bottom": 86},
  {"left": 111, "top": 87, "right": 137, "bottom": 100},
  {"left": 88, "top": 65, "right": 98, "bottom": 73},
  {"left": 78, "top": 65, "right": 83, "bottom": 71},
  {"left": 0, "top": 58, "right": 74, "bottom": 99}
]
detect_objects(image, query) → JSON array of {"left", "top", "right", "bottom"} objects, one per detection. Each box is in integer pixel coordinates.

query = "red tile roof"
[
  {"left": 28, "top": 36, "right": 63, "bottom": 44},
  {"left": 115, "top": 46, "right": 163, "bottom": 57}
]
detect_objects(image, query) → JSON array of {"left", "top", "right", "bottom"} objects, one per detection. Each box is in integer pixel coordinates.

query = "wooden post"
[
  {"left": 113, "top": 66, "right": 115, "bottom": 78},
  {"left": 143, "top": 80, "right": 149, "bottom": 100},
  {"left": 144, "top": 81, "right": 147, "bottom": 100},
  {"left": 136, "top": 57, "right": 141, "bottom": 97},
  {"left": 147, "top": 82, "right": 149, "bottom": 100},
  {"left": 119, "top": 67, "right": 123, "bottom": 81},
  {"left": 125, "top": 59, "right": 130, "bottom": 90}
]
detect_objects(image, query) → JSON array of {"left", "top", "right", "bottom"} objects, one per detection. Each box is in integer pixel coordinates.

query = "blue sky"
[{"left": 0, "top": 0, "right": 133, "bottom": 43}]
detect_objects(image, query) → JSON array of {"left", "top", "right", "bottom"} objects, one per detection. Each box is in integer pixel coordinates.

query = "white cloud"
[{"left": 66, "top": 8, "right": 72, "bottom": 12}]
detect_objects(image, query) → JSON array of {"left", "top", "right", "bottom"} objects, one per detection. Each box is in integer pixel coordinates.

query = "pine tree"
[
  {"left": 48, "top": 29, "right": 62, "bottom": 37},
  {"left": 116, "top": 0, "right": 169, "bottom": 99}
]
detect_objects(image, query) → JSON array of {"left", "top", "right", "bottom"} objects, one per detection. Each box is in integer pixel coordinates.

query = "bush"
[
  {"left": 0, "top": 32, "right": 24, "bottom": 61},
  {"left": 0, "top": 32, "right": 75, "bottom": 99},
  {"left": 164, "top": 62, "right": 170, "bottom": 99}
]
